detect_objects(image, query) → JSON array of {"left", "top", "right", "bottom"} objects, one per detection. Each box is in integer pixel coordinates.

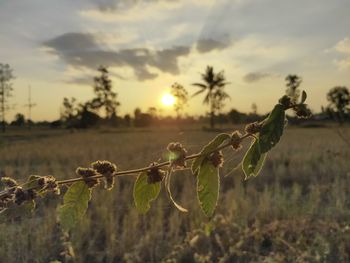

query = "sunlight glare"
[{"left": 161, "top": 93, "right": 176, "bottom": 107}]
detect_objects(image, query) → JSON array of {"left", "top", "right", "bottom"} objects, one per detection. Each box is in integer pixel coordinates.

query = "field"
[{"left": 0, "top": 126, "right": 349, "bottom": 263}]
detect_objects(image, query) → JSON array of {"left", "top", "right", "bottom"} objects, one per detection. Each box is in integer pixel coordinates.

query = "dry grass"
[{"left": 0, "top": 126, "right": 349, "bottom": 262}]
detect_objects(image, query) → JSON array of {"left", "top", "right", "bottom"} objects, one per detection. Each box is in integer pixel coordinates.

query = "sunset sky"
[{"left": 1, "top": 0, "right": 350, "bottom": 121}]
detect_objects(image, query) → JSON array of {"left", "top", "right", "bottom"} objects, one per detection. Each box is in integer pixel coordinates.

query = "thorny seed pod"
[
  {"left": 210, "top": 151, "right": 224, "bottom": 168},
  {"left": 167, "top": 142, "right": 187, "bottom": 169},
  {"left": 91, "top": 161, "right": 117, "bottom": 190},
  {"left": 1, "top": 177, "right": 18, "bottom": 190},
  {"left": 245, "top": 122, "right": 262, "bottom": 134},
  {"left": 76, "top": 167, "right": 100, "bottom": 188},
  {"left": 279, "top": 95, "right": 293, "bottom": 109},
  {"left": 91, "top": 160, "right": 117, "bottom": 175},
  {"left": 45, "top": 176, "right": 60, "bottom": 195},
  {"left": 231, "top": 131, "right": 242, "bottom": 150},
  {"left": 14, "top": 187, "right": 36, "bottom": 205},
  {"left": 147, "top": 163, "right": 166, "bottom": 184},
  {"left": 0, "top": 192, "right": 14, "bottom": 210},
  {"left": 294, "top": 104, "right": 312, "bottom": 119}
]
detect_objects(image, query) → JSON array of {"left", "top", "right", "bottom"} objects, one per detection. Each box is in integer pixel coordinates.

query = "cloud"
[
  {"left": 94, "top": 0, "right": 180, "bottom": 12},
  {"left": 43, "top": 32, "right": 190, "bottom": 80},
  {"left": 334, "top": 37, "right": 350, "bottom": 54},
  {"left": 243, "top": 72, "right": 273, "bottom": 83},
  {"left": 80, "top": 0, "right": 183, "bottom": 22},
  {"left": 334, "top": 58, "right": 350, "bottom": 70},
  {"left": 333, "top": 37, "right": 350, "bottom": 70},
  {"left": 196, "top": 38, "right": 231, "bottom": 53}
]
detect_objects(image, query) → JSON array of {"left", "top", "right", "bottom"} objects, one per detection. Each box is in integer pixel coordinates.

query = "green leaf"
[
  {"left": 259, "top": 104, "right": 286, "bottom": 153},
  {"left": 58, "top": 182, "right": 91, "bottom": 231},
  {"left": 301, "top": 90, "right": 307, "bottom": 103},
  {"left": 191, "top": 133, "right": 230, "bottom": 175},
  {"left": 0, "top": 200, "right": 35, "bottom": 224},
  {"left": 197, "top": 160, "right": 219, "bottom": 217},
  {"left": 133, "top": 172, "right": 161, "bottom": 214},
  {"left": 26, "top": 175, "right": 42, "bottom": 189},
  {"left": 242, "top": 140, "right": 267, "bottom": 179},
  {"left": 164, "top": 169, "right": 188, "bottom": 212}
]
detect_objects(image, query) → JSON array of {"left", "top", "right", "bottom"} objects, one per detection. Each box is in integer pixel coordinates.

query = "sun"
[{"left": 161, "top": 93, "right": 176, "bottom": 107}]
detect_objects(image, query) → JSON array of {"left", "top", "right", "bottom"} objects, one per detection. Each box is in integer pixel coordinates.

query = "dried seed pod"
[
  {"left": 147, "top": 163, "right": 165, "bottom": 184},
  {"left": 1, "top": 177, "right": 18, "bottom": 190},
  {"left": 245, "top": 122, "right": 262, "bottom": 134},
  {"left": 0, "top": 192, "right": 14, "bottom": 208},
  {"left": 45, "top": 176, "right": 60, "bottom": 195},
  {"left": 14, "top": 187, "right": 36, "bottom": 205},
  {"left": 76, "top": 167, "right": 100, "bottom": 188},
  {"left": 210, "top": 151, "right": 224, "bottom": 168},
  {"left": 167, "top": 142, "right": 187, "bottom": 169},
  {"left": 91, "top": 161, "right": 117, "bottom": 190},
  {"left": 231, "top": 131, "right": 242, "bottom": 150},
  {"left": 91, "top": 160, "right": 117, "bottom": 175},
  {"left": 279, "top": 95, "right": 292, "bottom": 109},
  {"left": 294, "top": 104, "right": 312, "bottom": 119}
]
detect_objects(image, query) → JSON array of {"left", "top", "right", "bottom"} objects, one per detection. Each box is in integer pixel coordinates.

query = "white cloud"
[
  {"left": 335, "top": 38, "right": 350, "bottom": 54},
  {"left": 333, "top": 37, "right": 350, "bottom": 70}
]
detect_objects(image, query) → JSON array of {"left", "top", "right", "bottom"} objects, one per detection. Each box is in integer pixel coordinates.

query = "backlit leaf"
[
  {"left": 242, "top": 139, "right": 267, "bottom": 179},
  {"left": 197, "top": 160, "right": 219, "bottom": 217},
  {"left": 58, "top": 182, "right": 91, "bottom": 231},
  {"left": 133, "top": 172, "right": 161, "bottom": 214},
  {"left": 301, "top": 90, "right": 307, "bottom": 103},
  {"left": 191, "top": 133, "right": 230, "bottom": 175},
  {"left": 259, "top": 104, "right": 286, "bottom": 153}
]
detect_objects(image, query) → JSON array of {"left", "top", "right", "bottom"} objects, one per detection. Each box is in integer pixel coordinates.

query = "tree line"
[{"left": 0, "top": 63, "right": 349, "bottom": 131}]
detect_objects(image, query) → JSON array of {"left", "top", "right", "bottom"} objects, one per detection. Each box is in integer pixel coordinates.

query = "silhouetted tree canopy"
[
  {"left": 171, "top": 82, "right": 188, "bottom": 118},
  {"left": 327, "top": 86, "right": 350, "bottom": 123},
  {"left": 192, "top": 66, "right": 230, "bottom": 129},
  {"left": 11, "top": 113, "right": 25, "bottom": 126},
  {"left": 90, "top": 66, "right": 120, "bottom": 120}
]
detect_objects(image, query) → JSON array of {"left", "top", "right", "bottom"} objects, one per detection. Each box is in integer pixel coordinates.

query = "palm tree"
[{"left": 192, "top": 66, "right": 230, "bottom": 128}]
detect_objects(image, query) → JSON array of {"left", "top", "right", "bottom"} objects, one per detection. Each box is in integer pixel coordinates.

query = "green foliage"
[
  {"left": 191, "top": 133, "right": 230, "bottom": 175},
  {"left": 301, "top": 90, "right": 307, "bottom": 103},
  {"left": 242, "top": 140, "right": 267, "bottom": 179},
  {"left": 133, "top": 171, "right": 161, "bottom": 214},
  {"left": 242, "top": 103, "right": 286, "bottom": 179},
  {"left": 197, "top": 160, "right": 219, "bottom": 217},
  {"left": 26, "top": 175, "right": 42, "bottom": 189},
  {"left": 58, "top": 182, "right": 92, "bottom": 231},
  {"left": 164, "top": 169, "right": 188, "bottom": 212},
  {"left": 259, "top": 104, "right": 286, "bottom": 153}
]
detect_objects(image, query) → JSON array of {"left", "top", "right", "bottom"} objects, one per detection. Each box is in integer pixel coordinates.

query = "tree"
[
  {"left": 60, "top": 97, "right": 78, "bottom": 128},
  {"left": 90, "top": 66, "right": 120, "bottom": 120},
  {"left": 285, "top": 74, "right": 302, "bottom": 103},
  {"left": 192, "top": 66, "right": 230, "bottom": 129},
  {"left": 170, "top": 83, "right": 188, "bottom": 118},
  {"left": 327, "top": 86, "right": 350, "bottom": 123},
  {"left": 0, "top": 64, "right": 15, "bottom": 132},
  {"left": 251, "top": 103, "right": 258, "bottom": 115},
  {"left": 11, "top": 113, "right": 25, "bottom": 127},
  {"left": 77, "top": 103, "right": 101, "bottom": 128}
]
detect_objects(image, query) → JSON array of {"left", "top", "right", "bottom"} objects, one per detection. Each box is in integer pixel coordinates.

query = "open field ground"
[{"left": 0, "top": 126, "right": 349, "bottom": 263}]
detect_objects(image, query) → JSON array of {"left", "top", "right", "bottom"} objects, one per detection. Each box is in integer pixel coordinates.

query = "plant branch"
[{"left": 0, "top": 133, "right": 251, "bottom": 197}]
